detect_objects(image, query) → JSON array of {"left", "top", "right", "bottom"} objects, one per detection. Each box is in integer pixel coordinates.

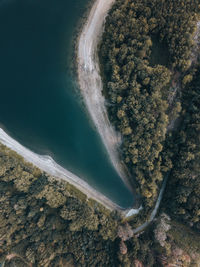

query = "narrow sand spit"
[
  {"left": 77, "top": 0, "right": 133, "bottom": 192},
  {"left": 77, "top": 0, "right": 141, "bottom": 216}
]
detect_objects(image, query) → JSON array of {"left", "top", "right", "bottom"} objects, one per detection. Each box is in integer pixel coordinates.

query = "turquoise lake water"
[{"left": 0, "top": 0, "right": 134, "bottom": 208}]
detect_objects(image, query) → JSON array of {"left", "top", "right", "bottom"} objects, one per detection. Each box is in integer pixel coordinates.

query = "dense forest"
[
  {"left": 1, "top": 0, "right": 200, "bottom": 265},
  {"left": 0, "top": 144, "right": 199, "bottom": 266},
  {"left": 163, "top": 66, "right": 200, "bottom": 232},
  {"left": 0, "top": 144, "right": 119, "bottom": 266},
  {"left": 99, "top": 0, "right": 200, "bottom": 218}
]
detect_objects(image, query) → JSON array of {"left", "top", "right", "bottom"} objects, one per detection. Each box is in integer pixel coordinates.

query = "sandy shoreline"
[
  {"left": 0, "top": 128, "right": 121, "bottom": 211},
  {"left": 77, "top": 0, "right": 134, "bottom": 192},
  {"left": 77, "top": 0, "right": 141, "bottom": 216},
  {"left": 0, "top": 0, "right": 140, "bottom": 217}
]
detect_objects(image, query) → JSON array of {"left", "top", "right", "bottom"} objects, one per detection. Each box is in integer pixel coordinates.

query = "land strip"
[{"left": 77, "top": 0, "right": 135, "bottom": 193}]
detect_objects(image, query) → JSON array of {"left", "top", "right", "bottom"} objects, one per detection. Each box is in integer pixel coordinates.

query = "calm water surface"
[{"left": 0, "top": 0, "right": 134, "bottom": 208}]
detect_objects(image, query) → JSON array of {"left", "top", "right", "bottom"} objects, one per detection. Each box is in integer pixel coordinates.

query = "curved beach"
[
  {"left": 77, "top": 0, "right": 133, "bottom": 191},
  {"left": 0, "top": 0, "right": 139, "bottom": 216},
  {"left": 0, "top": 128, "right": 121, "bottom": 211}
]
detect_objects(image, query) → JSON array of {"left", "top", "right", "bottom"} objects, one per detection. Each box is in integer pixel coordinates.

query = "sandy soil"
[
  {"left": 77, "top": 0, "right": 134, "bottom": 192},
  {"left": 77, "top": 0, "right": 141, "bottom": 216}
]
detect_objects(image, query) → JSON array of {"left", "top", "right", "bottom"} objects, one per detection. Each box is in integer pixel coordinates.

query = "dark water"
[{"left": 0, "top": 0, "right": 134, "bottom": 208}]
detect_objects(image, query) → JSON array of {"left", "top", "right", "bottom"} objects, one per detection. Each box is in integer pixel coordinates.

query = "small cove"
[{"left": 0, "top": 0, "right": 134, "bottom": 208}]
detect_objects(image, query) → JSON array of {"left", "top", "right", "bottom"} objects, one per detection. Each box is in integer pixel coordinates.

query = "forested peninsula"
[
  {"left": 0, "top": 0, "right": 200, "bottom": 266},
  {"left": 99, "top": 0, "right": 200, "bottom": 228}
]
